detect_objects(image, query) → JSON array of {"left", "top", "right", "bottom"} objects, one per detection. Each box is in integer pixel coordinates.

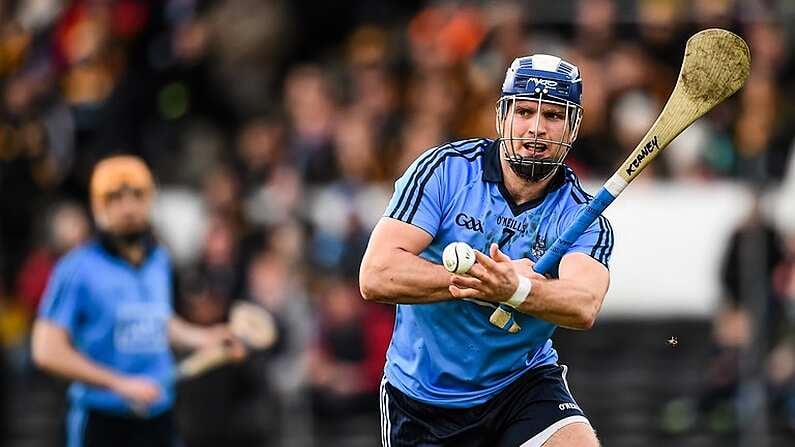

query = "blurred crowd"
[
  {"left": 661, "top": 198, "right": 795, "bottom": 436},
  {"left": 1, "top": 0, "right": 795, "bottom": 444}
]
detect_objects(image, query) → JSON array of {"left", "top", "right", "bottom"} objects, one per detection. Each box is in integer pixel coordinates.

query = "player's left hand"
[
  {"left": 511, "top": 257, "right": 537, "bottom": 278},
  {"left": 449, "top": 243, "right": 543, "bottom": 303}
]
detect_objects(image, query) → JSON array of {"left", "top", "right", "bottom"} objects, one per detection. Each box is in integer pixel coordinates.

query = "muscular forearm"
[
  {"left": 32, "top": 323, "right": 122, "bottom": 391},
  {"left": 360, "top": 247, "right": 454, "bottom": 304},
  {"left": 514, "top": 278, "right": 600, "bottom": 330}
]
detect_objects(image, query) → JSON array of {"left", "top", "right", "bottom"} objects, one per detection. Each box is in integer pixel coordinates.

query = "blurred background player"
[
  {"left": 360, "top": 54, "right": 613, "bottom": 446},
  {"left": 31, "top": 155, "right": 244, "bottom": 447}
]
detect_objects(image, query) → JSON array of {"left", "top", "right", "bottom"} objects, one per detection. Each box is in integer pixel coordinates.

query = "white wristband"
[{"left": 503, "top": 275, "right": 532, "bottom": 309}]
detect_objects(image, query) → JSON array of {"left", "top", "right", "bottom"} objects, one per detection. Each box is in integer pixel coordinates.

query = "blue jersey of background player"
[
  {"left": 32, "top": 156, "right": 244, "bottom": 447},
  {"left": 361, "top": 54, "right": 613, "bottom": 447}
]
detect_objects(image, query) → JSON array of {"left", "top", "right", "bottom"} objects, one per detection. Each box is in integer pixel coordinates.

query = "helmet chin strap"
[{"left": 504, "top": 152, "right": 561, "bottom": 182}]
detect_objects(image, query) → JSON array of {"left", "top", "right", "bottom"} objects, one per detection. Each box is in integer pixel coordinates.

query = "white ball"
[{"left": 442, "top": 242, "right": 476, "bottom": 274}]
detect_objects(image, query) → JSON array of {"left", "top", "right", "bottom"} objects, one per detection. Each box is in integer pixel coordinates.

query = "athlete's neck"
[
  {"left": 97, "top": 229, "right": 152, "bottom": 266},
  {"left": 118, "top": 243, "right": 146, "bottom": 265},
  {"left": 499, "top": 157, "right": 556, "bottom": 206}
]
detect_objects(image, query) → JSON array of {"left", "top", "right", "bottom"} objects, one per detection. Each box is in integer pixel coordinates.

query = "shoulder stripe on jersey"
[
  {"left": 567, "top": 170, "right": 594, "bottom": 201},
  {"left": 568, "top": 181, "right": 589, "bottom": 204},
  {"left": 595, "top": 216, "right": 608, "bottom": 263},
  {"left": 388, "top": 139, "right": 483, "bottom": 220},
  {"left": 590, "top": 215, "right": 608, "bottom": 260},
  {"left": 392, "top": 139, "right": 487, "bottom": 222},
  {"left": 388, "top": 148, "right": 442, "bottom": 219},
  {"left": 398, "top": 138, "right": 487, "bottom": 220},
  {"left": 569, "top": 191, "right": 585, "bottom": 205},
  {"left": 600, "top": 217, "right": 615, "bottom": 263},
  {"left": 565, "top": 168, "right": 613, "bottom": 264},
  {"left": 406, "top": 149, "right": 486, "bottom": 223}
]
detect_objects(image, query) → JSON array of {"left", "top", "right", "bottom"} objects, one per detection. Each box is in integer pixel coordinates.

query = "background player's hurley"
[
  {"left": 489, "top": 28, "right": 751, "bottom": 332},
  {"left": 177, "top": 301, "right": 277, "bottom": 379}
]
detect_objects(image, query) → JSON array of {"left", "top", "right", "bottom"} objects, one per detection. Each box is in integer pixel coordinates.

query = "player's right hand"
[{"left": 112, "top": 376, "right": 161, "bottom": 407}]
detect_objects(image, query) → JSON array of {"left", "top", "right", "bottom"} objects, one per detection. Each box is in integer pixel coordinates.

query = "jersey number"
[{"left": 498, "top": 228, "right": 515, "bottom": 248}]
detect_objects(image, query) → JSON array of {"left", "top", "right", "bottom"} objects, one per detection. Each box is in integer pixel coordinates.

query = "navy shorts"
[
  {"left": 379, "top": 364, "right": 591, "bottom": 447},
  {"left": 68, "top": 407, "right": 175, "bottom": 447}
]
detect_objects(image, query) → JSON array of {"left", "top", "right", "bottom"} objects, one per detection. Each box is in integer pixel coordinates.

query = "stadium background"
[{"left": 1, "top": 0, "right": 794, "bottom": 445}]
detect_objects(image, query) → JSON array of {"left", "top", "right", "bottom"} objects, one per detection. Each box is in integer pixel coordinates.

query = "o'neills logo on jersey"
[
  {"left": 559, "top": 402, "right": 580, "bottom": 411},
  {"left": 496, "top": 216, "right": 528, "bottom": 234},
  {"left": 455, "top": 213, "right": 484, "bottom": 233},
  {"left": 625, "top": 135, "right": 660, "bottom": 176}
]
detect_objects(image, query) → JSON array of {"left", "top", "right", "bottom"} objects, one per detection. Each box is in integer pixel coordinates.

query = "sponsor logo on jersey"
[
  {"left": 496, "top": 216, "right": 528, "bottom": 234},
  {"left": 625, "top": 135, "right": 660, "bottom": 176},
  {"left": 455, "top": 213, "right": 484, "bottom": 233}
]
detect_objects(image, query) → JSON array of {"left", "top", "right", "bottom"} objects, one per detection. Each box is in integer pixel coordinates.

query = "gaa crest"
[{"left": 531, "top": 234, "right": 546, "bottom": 259}]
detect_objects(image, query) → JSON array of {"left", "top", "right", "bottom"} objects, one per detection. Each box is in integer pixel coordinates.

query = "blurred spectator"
[
  {"left": 202, "top": 166, "right": 241, "bottom": 219},
  {"left": 305, "top": 109, "right": 390, "bottom": 276},
  {"left": 719, "top": 197, "right": 784, "bottom": 373},
  {"left": 611, "top": 90, "right": 662, "bottom": 177},
  {"left": 721, "top": 198, "right": 785, "bottom": 317},
  {"left": 746, "top": 21, "right": 790, "bottom": 80},
  {"left": 176, "top": 271, "right": 228, "bottom": 328},
  {"left": 664, "top": 197, "right": 787, "bottom": 433},
  {"left": 201, "top": 0, "right": 289, "bottom": 118},
  {"left": 151, "top": 186, "right": 206, "bottom": 267},
  {"left": 283, "top": 64, "right": 340, "bottom": 185},
  {"left": 162, "top": 120, "right": 226, "bottom": 186},
  {"left": 175, "top": 354, "right": 276, "bottom": 447},
  {"left": 243, "top": 244, "right": 314, "bottom": 444},
  {"left": 407, "top": 3, "right": 486, "bottom": 72},
  {"left": 308, "top": 277, "right": 393, "bottom": 443},
  {"left": 244, "top": 164, "right": 304, "bottom": 227},
  {"left": 471, "top": 1, "right": 529, "bottom": 90},
  {"left": 0, "top": 336, "right": 6, "bottom": 443},
  {"left": 574, "top": 0, "right": 617, "bottom": 58},
  {"left": 15, "top": 201, "right": 90, "bottom": 318},
  {"left": 692, "top": 0, "right": 736, "bottom": 31},
  {"left": 394, "top": 113, "right": 448, "bottom": 174},
  {"left": 235, "top": 116, "right": 284, "bottom": 199},
  {"left": 0, "top": 88, "right": 72, "bottom": 290},
  {"left": 175, "top": 273, "right": 277, "bottom": 447},
  {"left": 245, "top": 245, "right": 312, "bottom": 393},
  {"left": 769, "top": 234, "right": 795, "bottom": 431},
  {"left": 190, "top": 211, "right": 245, "bottom": 306},
  {"left": 734, "top": 76, "right": 777, "bottom": 177},
  {"left": 635, "top": 0, "right": 689, "bottom": 67}
]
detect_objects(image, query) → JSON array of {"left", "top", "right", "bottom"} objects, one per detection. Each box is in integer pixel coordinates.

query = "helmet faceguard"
[{"left": 496, "top": 54, "right": 583, "bottom": 182}]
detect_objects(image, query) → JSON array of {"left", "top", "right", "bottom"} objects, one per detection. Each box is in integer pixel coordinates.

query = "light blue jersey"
[
  {"left": 38, "top": 239, "right": 175, "bottom": 418},
  {"left": 383, "top": 139, "right": 614, "bottom": 408}
]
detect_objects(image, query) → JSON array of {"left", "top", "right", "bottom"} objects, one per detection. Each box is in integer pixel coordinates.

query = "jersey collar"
[
  {"left": 482, "top": 140, "right": 503, "bottom": 182},
  {"left": 483, "top": 139, "right": 567, "bottom": 215},
  {"left": 97, "top": 230, "right": 157, "bottom": 266}
]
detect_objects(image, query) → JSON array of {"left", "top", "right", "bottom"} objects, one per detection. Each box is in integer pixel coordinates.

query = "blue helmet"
[
  {"left": 496, "top": 54, "right": 584, "bottom": 182},
  {"left": 501, "top": 54, "right": 583, "bottom": 105}
]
